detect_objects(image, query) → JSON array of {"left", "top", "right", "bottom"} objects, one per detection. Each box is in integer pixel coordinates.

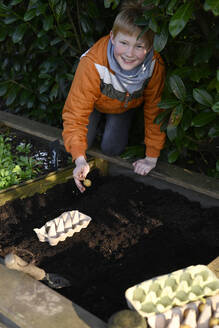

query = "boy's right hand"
[{"left": 73, "top": 156, "right": 90, "bottom": 193}]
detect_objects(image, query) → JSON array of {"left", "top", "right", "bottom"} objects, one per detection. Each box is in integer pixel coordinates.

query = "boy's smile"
[{"left": 110, "top": 31, "right": 148, "bottom": 71}]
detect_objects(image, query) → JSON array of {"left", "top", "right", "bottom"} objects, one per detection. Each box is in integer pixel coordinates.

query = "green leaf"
[
  {"left": 19, "top": 89, "right": 32, "bottom": 106},
  {"left": 208, "top": 127, "right": 219, "bottom": 137},
  {"left": 4, "top": 16, "right": 18, "bottom": 24},
  {"left": 6, "top": 88, "right": 18, "bottom": 106},
  {"left": 169, "top": 2, "right": 194, "bottom": 38},
  {"left": 212, "top": 102, "right": 219, "bottom": 112},
  {"left": 153, "top": 109, "right": 171, "bottom": 124},
  {"left": 43, "top": 15, "right": 53, "bottom": 31},
  {"left": 193, "top": 45, "right": 213, "bottom": 66},
  {"left": 153, "top": 22, "right": 168, "bottom": 52},
  {"left": 168, "top": 149, "right": 180, "bottom": 163},
  {"left": 12, "top": 24, "right": 27, "bottom": 43},
  {"left": 168, "top": 104, "right": 184, "bottom": 127},
  {"left": 49, "top": 83, "right": 58, "bottom": 101},
  {"left": 158, "top": 98, "right": 179, "bottom": 109},
  {"left": 169, "top": 74, "right": 186, "bottom": 101},
  {"left": 149, "top": 16, "right": 159, "bottom": 33},
  {"left": 143, "top": 0, "right": 157, "bottom": 6},
  {"left": 166, "top": 0, "right": 180, "bottom": 15},
  {"left": 24, "top": 8, "right": 36, "bottom": 21},
  {"left": 135, "top": 16, "right": 149, "bottom": 26},
  {"left": 193, "top": 88, "right": 213, "bottom": 106},
  {"left": 167, "top": 124, "right": 178, "bottom": 141},
  {"left": 36, "top": 3, "right": 48, "bottom": 16},
  {"left": 181, "top": 109, "right": 193, "bottom": 131},
  {"left": 55, "top": 0, "right": 67, "bottom": 20},
  {"left": 216, "top": 160, "right": 219, "bottom": 172},
  {"left": 10, "top": 0, "right": 23, "bottom": 5},
  {"left": 0, "top": 29, "right": 7, "bottom": 42},
  {"left": 204, "top": 0, "right": 219, "bottom": 16},
  {"left": 191, "top": 112, "right": 217, "bottom": 127},
  {"left": 217, "top": 69, "right": 219, "bottom": 81},
  {"left": 0, "top": 84, "right": 8, "bottom": 96}
]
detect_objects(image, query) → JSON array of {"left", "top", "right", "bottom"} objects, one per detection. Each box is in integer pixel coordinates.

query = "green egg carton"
[{"left": 125, "top": 265, "right": 219, "bottom": 318}]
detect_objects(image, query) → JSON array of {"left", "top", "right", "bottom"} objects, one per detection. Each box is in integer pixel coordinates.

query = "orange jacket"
[{"left": 62, "top": 35, "right": 166, "bottom": 160}]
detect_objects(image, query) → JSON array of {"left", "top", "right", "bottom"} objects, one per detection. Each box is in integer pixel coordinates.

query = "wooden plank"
[
  {"left": 0, "top": 159, "right": 98, "bottom": 207},
  {"left": 87, "top": 148, "right": 219, "bottom": 201}
]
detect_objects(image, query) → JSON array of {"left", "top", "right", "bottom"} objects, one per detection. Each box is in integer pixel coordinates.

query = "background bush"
[{"left": 0, "top": 0, "right": 218, "bottom": 177}]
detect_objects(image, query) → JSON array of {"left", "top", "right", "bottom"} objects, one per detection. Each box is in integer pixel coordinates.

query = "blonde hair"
[{"left": 111, "top": 0, "right": 154, "bottom": 49}]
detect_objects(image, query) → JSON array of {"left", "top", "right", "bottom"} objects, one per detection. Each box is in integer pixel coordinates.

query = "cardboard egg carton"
[
  {"left": 125, "top": 265, "right": 219, "bottom": 318},
  {"left": 147, "top": 294, "right": 219, "bottom": 328},
  {"left": 34, "top": 210, "right": 91, "bottom": 246}
]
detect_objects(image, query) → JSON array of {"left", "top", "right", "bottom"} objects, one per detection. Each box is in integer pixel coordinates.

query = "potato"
[
  {"left": 198, "top": 302, "right": 206, "bottom": 313},
  {"left": 209, "top": 317, "right": 219, "bottom": 327},
  {"left": 83, "top": 179, "right": 92, "bottom": 187}
]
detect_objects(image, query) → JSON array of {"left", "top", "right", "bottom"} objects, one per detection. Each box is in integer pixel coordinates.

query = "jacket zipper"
[{"left": 124, "top": 92, "right": 129, "bottom": 108}]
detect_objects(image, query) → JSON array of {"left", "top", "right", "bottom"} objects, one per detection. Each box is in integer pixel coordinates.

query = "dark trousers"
[{"left": 87, "top": 108, "right": 136, "bottom": 156}]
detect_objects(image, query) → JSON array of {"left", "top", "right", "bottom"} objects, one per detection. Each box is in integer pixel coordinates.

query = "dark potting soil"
[{"left": 0, "top": 168, "right": 219, "bottom": 322}]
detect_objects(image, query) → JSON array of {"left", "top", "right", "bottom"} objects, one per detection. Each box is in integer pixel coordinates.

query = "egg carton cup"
[
  {"left": 125, "top": 265, "right": 219, "bottom": 318},
  {"left": 147, "top": 293, "right": 219, "bottom": 328},
  {"left": 33, "top": 210, "right": 91, "bottom": 246}
]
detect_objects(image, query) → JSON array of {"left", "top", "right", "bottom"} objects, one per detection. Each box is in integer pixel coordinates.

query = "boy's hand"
[
  {"left": 133, "top": 156, "right": 158, "bottom": 176},
  {"left": 73, "top": 156, "right": 90, "bottom": 193}
]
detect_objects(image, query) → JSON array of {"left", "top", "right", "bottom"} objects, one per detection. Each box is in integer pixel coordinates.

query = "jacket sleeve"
[
  {"left": 62, "top": 57, "right": 100, "bottom": 160},
  {"left": 143, "top": 53, "right": 166, "bottom": 158}
]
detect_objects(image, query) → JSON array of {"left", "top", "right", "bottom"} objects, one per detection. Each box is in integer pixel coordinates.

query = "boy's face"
[{"left": 110, "top": 31, "right": 148, "bottom": 71}]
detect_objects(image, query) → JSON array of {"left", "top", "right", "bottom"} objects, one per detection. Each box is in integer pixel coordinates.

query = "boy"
[{"left": 62, "top": 0, "right": 166, "bottom": 192}]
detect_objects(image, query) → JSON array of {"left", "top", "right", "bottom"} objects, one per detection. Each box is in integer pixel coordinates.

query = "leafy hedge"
[{"left": 0, "top": 0, "right": 219, "bottom": 176}]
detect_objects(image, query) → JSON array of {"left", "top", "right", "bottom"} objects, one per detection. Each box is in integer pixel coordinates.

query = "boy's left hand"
[{"left": 133, "top": 156, "right": 158, "bottom": 176}]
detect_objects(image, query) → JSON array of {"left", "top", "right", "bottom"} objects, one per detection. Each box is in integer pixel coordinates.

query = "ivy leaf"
[
  {"left": 204, "top": 0, "right": 219, "bottom": 16},
  {"left": 191, "top": 112, "right": 217, "bottom": 127},
  {"left": 154, "top": 22, "right": 168, "bottom": 52},
  {"left": 169, "top": 1, "right": 194, "bottom": 38},
  {"left": 12, "top": 24, "right": 27, "bottom": 43},
  {"left": 193, "top": 88, "right": 213, "bottom": 106},
  {"left": 169, "top": 74, "right": 186, "bottom": 101}
]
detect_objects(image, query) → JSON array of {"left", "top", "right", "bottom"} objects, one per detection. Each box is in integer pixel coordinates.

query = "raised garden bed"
[{"left": 0, "top": 165, "right": 219, "bottom": 322}]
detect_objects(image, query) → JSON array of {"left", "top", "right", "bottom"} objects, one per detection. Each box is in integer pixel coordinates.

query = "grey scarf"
[{"left": 107, "top": 39, "right": 154, "bottom": 94}]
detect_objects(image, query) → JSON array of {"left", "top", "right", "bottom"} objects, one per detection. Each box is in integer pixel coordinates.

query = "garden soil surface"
[{"left": 0, "top": 168, "right": 219, "bottom": 322}]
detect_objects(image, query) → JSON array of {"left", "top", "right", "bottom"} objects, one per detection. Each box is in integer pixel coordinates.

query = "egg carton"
[
  {"left": 147, "top": 294, "right": 219, "bottom": 328},
  {"left": 125, "top": 265, "right": 219, "bottom": 318},
  {"left": 33, "top": 210, "right": 91, "bottom": 246}
]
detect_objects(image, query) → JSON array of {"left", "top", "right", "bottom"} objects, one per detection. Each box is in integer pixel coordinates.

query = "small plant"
[{"left": 0, "top": 134, "right": 42, "bottom": 190}]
